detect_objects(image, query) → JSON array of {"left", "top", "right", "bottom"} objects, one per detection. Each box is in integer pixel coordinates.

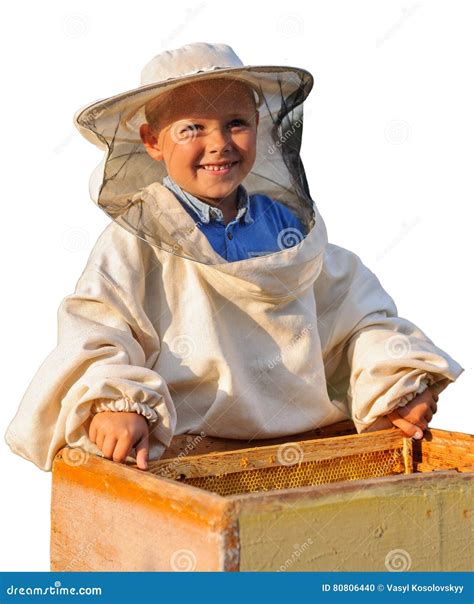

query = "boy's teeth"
[{"left": 202, "top": 163, "right": 234, "bottom": 171}]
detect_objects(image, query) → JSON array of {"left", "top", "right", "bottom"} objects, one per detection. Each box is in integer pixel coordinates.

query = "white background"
[{"left": 1, "top": 0, "right": 472, "bottom": 571}]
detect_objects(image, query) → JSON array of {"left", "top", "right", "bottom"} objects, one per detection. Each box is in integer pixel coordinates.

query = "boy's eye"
[
  {"left": 229, "top": 119, "right": 247, "bottom": 128},
  {"left": 179, "top": 124, "right": 202, "bottom": 134},
  {"left": 178, "top": 119, "right": 248, "bottom": 135}
]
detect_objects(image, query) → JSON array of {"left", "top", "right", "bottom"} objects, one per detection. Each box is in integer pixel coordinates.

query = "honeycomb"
[{"left": 178, "top": 447, "right": 406, "bottom": 497}]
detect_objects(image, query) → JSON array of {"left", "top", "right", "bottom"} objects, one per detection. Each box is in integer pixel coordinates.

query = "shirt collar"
[{"left": 162, "top": 175, "right": 254, "bottom": 225}]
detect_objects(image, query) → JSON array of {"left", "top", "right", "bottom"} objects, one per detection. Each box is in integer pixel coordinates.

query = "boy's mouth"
[{"left": 197, "top": 161, "right": 239, "bottom": 175}]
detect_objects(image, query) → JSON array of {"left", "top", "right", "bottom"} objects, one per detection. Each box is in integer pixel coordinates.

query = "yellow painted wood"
[{"left": 237, "top": 472, "right": 473, "bottom": 572}]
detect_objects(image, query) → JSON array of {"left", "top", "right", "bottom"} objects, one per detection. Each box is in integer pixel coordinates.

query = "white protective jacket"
[{"left": 4, "top": 181, "right": 463, "bottom": 471}]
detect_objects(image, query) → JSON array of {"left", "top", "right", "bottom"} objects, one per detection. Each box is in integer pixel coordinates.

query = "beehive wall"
[
  {"left": 51, "top": 453, "right": 237, "bottom": 571},
  {"left": 236, "top": 473, "right": 473, "bottom": 572}
]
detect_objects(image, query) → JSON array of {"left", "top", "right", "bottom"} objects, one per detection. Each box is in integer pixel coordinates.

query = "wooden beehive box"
[{"left": 51, "top": 421, "right": 473, "bottom": 572}]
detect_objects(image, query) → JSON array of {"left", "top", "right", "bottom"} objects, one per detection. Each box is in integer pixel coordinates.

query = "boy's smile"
[{"left": 140, "top": 78, "right": 259, "bottom": 220}]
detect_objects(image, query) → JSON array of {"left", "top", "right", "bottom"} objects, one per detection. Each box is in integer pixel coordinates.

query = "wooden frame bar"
[{"left": 51, "top": 422, "right": 473, "bottom": 572}]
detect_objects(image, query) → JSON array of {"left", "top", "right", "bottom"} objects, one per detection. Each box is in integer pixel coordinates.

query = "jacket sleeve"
[
  {"left": 314, "top": 243, "right": 464, "bottom": 433},
  {"left": 4, "top": 267, "right": 177, "bottom": 471}
]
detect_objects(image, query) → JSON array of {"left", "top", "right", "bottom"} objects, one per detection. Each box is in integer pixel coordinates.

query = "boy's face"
[{"left": 140, "top": 78, "right": 259, "bottom": 206}]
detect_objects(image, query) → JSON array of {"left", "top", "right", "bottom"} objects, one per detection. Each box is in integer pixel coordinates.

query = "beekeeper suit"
[{"left": 4, "top": 43, "right": 464, "bottom": 471}]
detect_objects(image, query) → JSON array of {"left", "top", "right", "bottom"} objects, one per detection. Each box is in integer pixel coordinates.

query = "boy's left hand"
[{"left": 387, "top": 380, "right": 448, "bottom": 439}]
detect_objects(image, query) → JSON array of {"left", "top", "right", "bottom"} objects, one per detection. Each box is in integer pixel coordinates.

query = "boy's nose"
[{"left": 207, "top": 126, "right": 233, "bottom": 151}]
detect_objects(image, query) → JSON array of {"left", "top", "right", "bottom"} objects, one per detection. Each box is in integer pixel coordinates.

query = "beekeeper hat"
[
  {"left": 74, "top": 42, "right": 312, "bottom": 147},
  {"left": 73, "top": 42, "right": 317, "bottom": 262}
]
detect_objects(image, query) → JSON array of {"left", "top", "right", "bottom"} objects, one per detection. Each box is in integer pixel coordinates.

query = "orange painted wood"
[
  {"left": 51, "top": 451, "right": 237, "bottom": 571},
  {"left": 413, "top": 428, "right": 474, "bottom": 472},
  {"left": 50, "top": 423, "right": 474, "bottom": 571}
]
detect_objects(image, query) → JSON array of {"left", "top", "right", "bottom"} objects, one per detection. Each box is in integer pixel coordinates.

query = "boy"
[{"left": 5, "top": 43, "right": 463, "bottom": 471}]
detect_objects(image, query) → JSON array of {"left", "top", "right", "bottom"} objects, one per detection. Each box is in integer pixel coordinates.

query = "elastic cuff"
[
  {"left": 392, "top": 376, "right": 433, "bottom": 410},
  {"left": 91, "top": 397, "right": 160, "bottom": 425}
]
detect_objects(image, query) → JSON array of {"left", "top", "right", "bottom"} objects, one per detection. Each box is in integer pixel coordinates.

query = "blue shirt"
[{"left": 162, "top": 175, "right": 306, "bottom": 262}]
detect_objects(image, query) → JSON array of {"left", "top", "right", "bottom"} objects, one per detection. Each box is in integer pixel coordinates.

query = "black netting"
[{"left": 75, "top": 55, "right": 317, "bottom": 264}]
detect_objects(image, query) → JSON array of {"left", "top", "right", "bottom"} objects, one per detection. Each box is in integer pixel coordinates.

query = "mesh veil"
[{"left": 75, "top": 63, "right": 316, "bottom": 264}]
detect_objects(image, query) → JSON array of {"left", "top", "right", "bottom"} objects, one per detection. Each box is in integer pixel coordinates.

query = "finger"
[
  {"left": 95, "top": 430, "right": 106, "bottom": 451},
  {"left": 135, "top": 430, "right": 149, "bottom": 471},
  {"left": 414, "top": 394, "right": 437, "bottom": 414},
  {"left": 430, "top": 379, "right": 450, "bottom": 397},
  {"left": 394, "top": 409, "right": 428, "bottom": 431},
  {"left": 89, "top": 418, "right": 98, "bottom": 442},
  {"left": 423, "top": 385, "right": 439, "bottom": 403},
  {"left": 416, "top": 388, "right": 437, "bottom": 406},
  {"left": 395, "top": 399, "right": 430, "bottom": 421},
  {"left": 412, "top": 415, "right": 429, "bottom": 431},
  {"left": 388, "top": 411, "right": 424, "bottom": 439},
  {"left": 101, "top": 435, "right": 119, "bottom": 459},
  {"left": 424, "top": 409, "right": 433, "bottom": 423},
  {"left": 396, "top": 401, "right": 430, "bottom": 420},
  {"left": 113, "top": 437, "right": 134, "bottom": 464}
]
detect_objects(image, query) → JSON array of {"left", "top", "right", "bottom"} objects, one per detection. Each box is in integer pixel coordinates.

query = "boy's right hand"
[
  {"left": 361, "top": 380, "right": 449, "bottom": 438},
  {"left": 88, "top": 411, "right": 149, "bottom": 470},
  {"left": 387, "top": 381, "right": 448, "bottom": 439}
]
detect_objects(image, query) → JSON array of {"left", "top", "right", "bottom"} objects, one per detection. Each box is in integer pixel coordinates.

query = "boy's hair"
[{"left": 144, "top": 77, "right": 258, "bottom": 131}]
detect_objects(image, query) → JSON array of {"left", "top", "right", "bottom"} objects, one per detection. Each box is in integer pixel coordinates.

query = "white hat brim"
[{"left": 73, "top": 65, "right": 313, "bottom": 148}]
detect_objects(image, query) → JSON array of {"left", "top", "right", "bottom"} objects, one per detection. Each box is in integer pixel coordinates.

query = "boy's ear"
[{"left": 139, "top": 123, "right": 164, "bottom": 161}]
